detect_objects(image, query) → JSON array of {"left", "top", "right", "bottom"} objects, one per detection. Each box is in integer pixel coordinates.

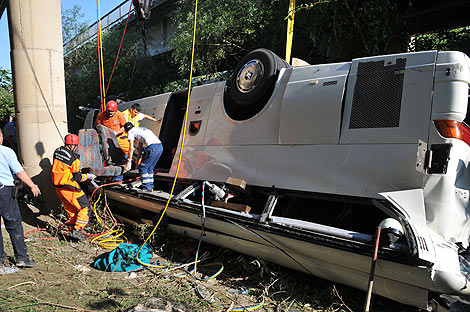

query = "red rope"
[
  {"left": 105, "top": 0, "right": 134, "bottom": 95},
  {"left": 23, "top": 222, "right": 72, "bottom": 241},
  {"left": 23, "top": 176, "right": 141, "bottom": 243},
  {"left": 90, "top": 176, "right": 139, "bottom": 202},
  {"left": 82, "top": 177, "right": 140, "bottom": 239},
  {"left": 24, "top": 228, "right": 57, "bottom": 241}
]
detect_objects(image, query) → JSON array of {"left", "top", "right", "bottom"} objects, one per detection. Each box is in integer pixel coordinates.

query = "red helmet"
[
  {"left": 106, "top": 100, "right": 118, "bottom": 111},
  {"left": 64, "top": 134, "right": 80, "bottom": 145}
]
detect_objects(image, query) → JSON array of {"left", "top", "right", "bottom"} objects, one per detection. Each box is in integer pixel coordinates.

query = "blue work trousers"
[
  {"left": 138, "top": 143, "right": 163, "bottom": 190},
  {"left": 113, "top": 154, "right": 128, "bottom": 182},
  {"left": 0, "top": 186, "right": 30, "bottom": 263}
]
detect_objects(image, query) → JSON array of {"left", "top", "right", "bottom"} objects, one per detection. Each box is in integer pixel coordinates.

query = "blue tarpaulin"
[{"left": 93, "top": 243, "right": 152, "bottom": 272}]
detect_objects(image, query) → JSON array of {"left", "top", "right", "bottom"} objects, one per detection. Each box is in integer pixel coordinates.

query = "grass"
[{"left": 0, "top": 200, "right": 420, "bottom": 312}]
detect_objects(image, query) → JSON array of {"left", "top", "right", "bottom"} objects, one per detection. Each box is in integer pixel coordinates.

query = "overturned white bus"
[{"left": 83, "top": 48, "right": 470, "bottom": 311}]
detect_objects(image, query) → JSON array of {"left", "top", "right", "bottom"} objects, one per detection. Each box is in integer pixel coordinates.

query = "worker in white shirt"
[
  {"left": 0, "top": 128, "right": 40, "bottom": 268},
  {"left": 122, "top": 103, "right": 159, "bottom": 127},
  {"left": 123, "top": 122, "right": 163, "bottom": 191}
]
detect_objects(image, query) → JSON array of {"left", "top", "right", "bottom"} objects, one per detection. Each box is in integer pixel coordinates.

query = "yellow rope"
[
  {"left": 136, "top": 0, "right": 199, "bottom": 267},
  {"left": 91, "top": 192, "right": 127, "bottom": 249},
  {"left": 91, "top": 229, "right": 127, "bottom": 249},
  {"left": 285, "top": 0, "right": 296, "bottom": 64},
  {"left": 114, "top": 4, "right": 264, "bottom": 309},
  {"left": 97, "top": 0, "right": 107, "bottom": 107},
  {"left": 92, "top": 191, "right": 103, "bottom": 224}
]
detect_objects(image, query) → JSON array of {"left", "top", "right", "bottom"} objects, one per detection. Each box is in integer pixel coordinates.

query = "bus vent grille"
[{"left": 349, "top": 58, "right": 406, "bottom": 129}]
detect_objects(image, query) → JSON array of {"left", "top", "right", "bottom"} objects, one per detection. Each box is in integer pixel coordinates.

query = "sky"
[{"left": 0, "top": 0, "right": 128, "bottom": 71}]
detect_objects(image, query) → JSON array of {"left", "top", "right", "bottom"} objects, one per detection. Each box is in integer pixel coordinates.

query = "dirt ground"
[{"left": 0, "top": 200, "right": 419, "bottom": 312}]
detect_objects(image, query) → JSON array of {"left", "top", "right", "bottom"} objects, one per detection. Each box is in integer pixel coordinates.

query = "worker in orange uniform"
[
  {"left": 96, "top": 100, "right": 129, "bottom": 181},
  {"left": 52, "top": 134, "right": 95, "bottom": 241},
  {"left": 96, "top": 100, "right": 129, "bottom": 155}
]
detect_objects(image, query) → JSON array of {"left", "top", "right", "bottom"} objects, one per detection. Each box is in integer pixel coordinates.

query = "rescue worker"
[
  {"left": 96, "top": 100, "right": 129, "bottom": 155},
  {"left": 52, "top": 134, "right": 95, "bottom": 241},
  {"left": 96, "top": 100, "right": 128, "bottom": 182},
  {"left": 0, "top": 128, "right": 39, "bottom": 268},
  {"left": 123, "top": 122, "right": 163, "bottom": 191},
  {"left": 122, "top": 103, "right": 159, "bottom": 127}
]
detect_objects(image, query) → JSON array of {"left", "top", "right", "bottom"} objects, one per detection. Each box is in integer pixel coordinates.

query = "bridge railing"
[{"left": 63, "top": 0, "right": 166, "bottom": 55}]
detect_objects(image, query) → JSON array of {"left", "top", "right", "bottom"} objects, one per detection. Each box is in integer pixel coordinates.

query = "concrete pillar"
[{"left": 7, "top": 0, "right": 67, "bottom": 208}]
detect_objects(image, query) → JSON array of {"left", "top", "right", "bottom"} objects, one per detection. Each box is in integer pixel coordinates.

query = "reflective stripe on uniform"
[
  {"left": 141, "top": 173, "right": 153, "bottom": 183},
  {"left": 54, "top": 184, "right": 82, "bottom": 192},
  {"left": 55, "top": 188, "right": 89, "bottom": 230}
]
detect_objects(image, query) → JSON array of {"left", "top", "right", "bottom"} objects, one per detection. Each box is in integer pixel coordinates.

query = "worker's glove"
[
  {"left": 113, "top": 131, "right": 119, "bottom": 136},
  {"left": 125, "top": 160, "right": 132, "bottom": 172},
  {"left": 87, "top": 173, "right": 96, "bottom": 181}
]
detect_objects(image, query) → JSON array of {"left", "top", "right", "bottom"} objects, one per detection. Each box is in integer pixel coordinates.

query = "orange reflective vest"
[
  {"left": 52, "top": 146, "right": 87, "bottom": 191},
  {"left": 96, "top": 111, "right": 126, "bottom": 132}
]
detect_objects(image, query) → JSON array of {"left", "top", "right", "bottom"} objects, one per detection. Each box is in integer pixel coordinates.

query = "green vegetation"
[
  {"left": 0, "top": 68, "right": 14, "bottom": 118},
  {"left": 288, "top": 0, "right": 411, "bottom": 62},
  {"left": 414, "top": 27, "right": 470, "bottom": 56},
  {"left": 169, "top": 0, "right": 413, "bottom": 77},
  {"left": 62, "top": 4, "right": 88, "bottom": 44},
  {"left": 169, "top": 0, "right": 288, "bottom": 76}
]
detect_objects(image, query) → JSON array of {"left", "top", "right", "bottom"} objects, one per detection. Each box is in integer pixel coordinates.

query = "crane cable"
[
  {"left": 98, "top": 1, "right": 106, "bottom": 110},
  {"left": 95, "top": 0, "right": 103, "bottom": 111},
  {"left": 96, "top": 0, "right": 106, "bottom": 111}
]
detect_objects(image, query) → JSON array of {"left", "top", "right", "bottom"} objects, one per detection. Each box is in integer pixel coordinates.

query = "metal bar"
[{"left": 364, "top": 226, "right": 382, "bottom": 312}]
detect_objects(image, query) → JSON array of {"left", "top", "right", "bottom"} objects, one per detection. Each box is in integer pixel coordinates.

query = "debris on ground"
[
  {"left": 127, "top": 297, "right": 188, "bottom": 312},
  {"left": 74, "top": 264, "right": 91, "bottom": 272},
  {"left": 0, "top": 200, "right": 418, "bottom": 311}
]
